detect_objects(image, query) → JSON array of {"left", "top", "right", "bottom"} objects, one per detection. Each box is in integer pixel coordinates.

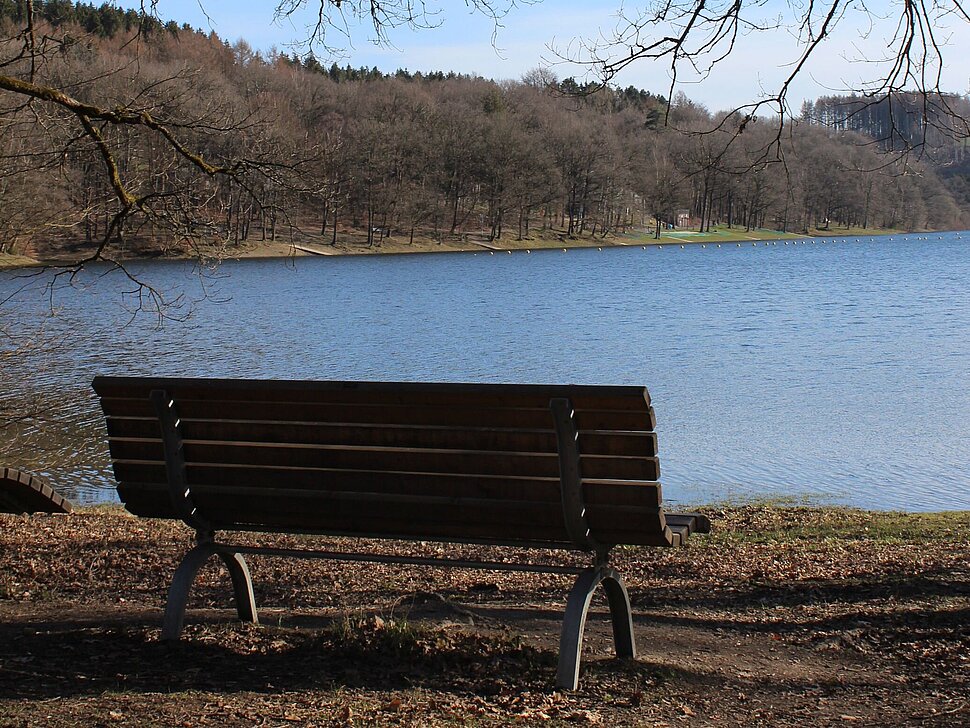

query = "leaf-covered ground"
[{"left": 0, "top": 506, "right": 967, "bottom": 726}]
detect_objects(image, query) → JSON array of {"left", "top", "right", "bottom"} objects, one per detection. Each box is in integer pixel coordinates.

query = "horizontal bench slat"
[
  {"left": 117, "top": 482, "right": 663, "bottom": 520},
  {"left": 98, "top": 399, "right": 656, "bottom": 432},
  {"left": 114, "top": 467, "right": 661, "bottom": 507},
  {"left": 108, "top": 439, "right": 660, "bottom": 481},
  {"left": 108, "top": 419, "right": 556, "bottom": 453},
  {"left": 103, "top": 418, "right": 658, "bottom": 458},
  {"left": 112, "top": 440, "right": 563, "bottom": 477},
  {"left": 117, "top": 488, "right": 673, "bottom": 546},
  {"left": 118, "top": 493, "right": 572, "bottom": 543},
  {"left": 199, "top": 493, "right": 572, "bottom": 530},
  {"left": 94, "top": 377, "right": 651, "bottom": 411},
  {"left": 120, "top": 487, "right": 577, "bottom": 526}
]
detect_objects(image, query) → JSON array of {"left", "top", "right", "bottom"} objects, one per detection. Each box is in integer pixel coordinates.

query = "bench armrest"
[{"left": 665, "top": 512, "right": 712, "bottom": 536}]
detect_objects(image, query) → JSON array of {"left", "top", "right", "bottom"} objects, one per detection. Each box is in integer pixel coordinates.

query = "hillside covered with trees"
[{"left": 1, "top": 1, "right": 969, "bottom": 262}]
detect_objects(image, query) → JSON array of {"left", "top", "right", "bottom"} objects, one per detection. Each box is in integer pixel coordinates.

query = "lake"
[{"left": 2, "top": 232, "right": 969, "bottom": 512}]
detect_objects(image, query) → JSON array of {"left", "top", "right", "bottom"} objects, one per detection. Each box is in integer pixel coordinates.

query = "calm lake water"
[{"left": 2, "top": 232, "right": 969, "bottom": 512}]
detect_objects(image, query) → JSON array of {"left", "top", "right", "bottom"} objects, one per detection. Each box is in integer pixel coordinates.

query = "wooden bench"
[
  {"left": 0, "top": 467, "right": 74, "bottom": 514},
  {"left": 92, "top": 376, "right": 709, "bottom": 689}
]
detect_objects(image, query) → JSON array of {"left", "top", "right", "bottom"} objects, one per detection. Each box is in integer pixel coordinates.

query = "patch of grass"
[
  {"left": 696, "top": 504, "right": 970, "bottom": 546},
  {"left": 328, "top": 613, "right": 430, "bottom": 655},
  {"left": 75, "top": 503, "right": 129, "bottom": 515},
  {"left": 0, "top": 252, "right": 41, "bottom": 269},
  {"left": 624, "top": 224, "right": 912, "bottom": 246},
  {"left": 657, "top": 227, "right": 807, "bottom": 243}
]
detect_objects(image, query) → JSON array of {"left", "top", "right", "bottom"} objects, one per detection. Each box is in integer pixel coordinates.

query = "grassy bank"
[
  {"left": 1, "top": 505, "right": 966, "bottom": 726},
  {"left": 626, "top": 224, "right": 911, "bottom": 247},
  {"left": 0, "top": 252, "right": 41, "bottom": 269}
]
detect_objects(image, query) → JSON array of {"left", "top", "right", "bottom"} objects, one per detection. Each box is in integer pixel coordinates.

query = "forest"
[{"left": 2, "top": 1, "right": 969, "bottom": 261}]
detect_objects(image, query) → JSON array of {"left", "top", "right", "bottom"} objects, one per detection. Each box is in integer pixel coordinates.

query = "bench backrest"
[{"left": 93, "top": 377, "right": 680, "bottom": 548}]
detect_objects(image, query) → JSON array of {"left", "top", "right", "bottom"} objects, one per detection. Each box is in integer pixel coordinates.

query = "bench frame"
[{"left": 150, "top": 387, "right": 642, "bottom": 689}]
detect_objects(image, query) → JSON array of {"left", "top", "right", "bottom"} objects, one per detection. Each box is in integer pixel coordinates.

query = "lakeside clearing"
[
  {"left": 1, "top": 505, "right": 966, "bottom": 726},
  {"left": 0, "top": 253, "right": 43, "bottom": 269},
  {"left": 2, "top": 225, "right": 925, "bottom": 269}
]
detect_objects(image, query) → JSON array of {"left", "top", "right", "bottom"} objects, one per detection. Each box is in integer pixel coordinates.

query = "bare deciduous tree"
[
  {"left": 0, "top": 2, "right": 318, "bottom": 316},
  {"left": 555, "top": 0, "right": 970, "bottom": 160}
]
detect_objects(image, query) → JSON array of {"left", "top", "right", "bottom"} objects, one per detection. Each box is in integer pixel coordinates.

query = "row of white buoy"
[{"left": 470, "top": 231, "right": 962, "bottom": 255}]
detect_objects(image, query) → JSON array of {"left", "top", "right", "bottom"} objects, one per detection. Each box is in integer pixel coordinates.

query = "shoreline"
[{"left": 4, "top": 226, "right": 959, "bottom": 269}]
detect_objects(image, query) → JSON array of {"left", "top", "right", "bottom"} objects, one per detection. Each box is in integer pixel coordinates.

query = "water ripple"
[{"left": 2, "top": 233, "right": 969, "bottom": 511}]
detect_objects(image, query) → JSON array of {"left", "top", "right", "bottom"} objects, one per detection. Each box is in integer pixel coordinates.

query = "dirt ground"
[{"left": 1, "top": 506, "right": 967, "bottom": 726}]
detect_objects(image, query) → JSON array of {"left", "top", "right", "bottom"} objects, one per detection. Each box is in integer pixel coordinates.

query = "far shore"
[{"left": 3, "top": 225, "right": 954, "bottom": 270}]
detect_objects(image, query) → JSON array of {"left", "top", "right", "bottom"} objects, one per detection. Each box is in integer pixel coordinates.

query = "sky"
[{"left": 117, "top": 1, "right": 970, "bottom": 113}]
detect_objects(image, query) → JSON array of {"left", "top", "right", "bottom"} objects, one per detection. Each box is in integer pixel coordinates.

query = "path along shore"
[{"left": 2, "top": 225, "right": 936, "bottom": 270}]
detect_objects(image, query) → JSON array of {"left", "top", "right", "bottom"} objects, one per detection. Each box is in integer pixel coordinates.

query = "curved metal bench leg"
[
  {"left": 556, "top": 566, "right": 602, "bottom": 690},
  {"left": 601, "top": 568, "right": 637, "bottom": 659},
  {"left": 556, "top": 565, "right": 638, "bottom": 690},
  {"left": 161, "top": 542, "right": 218, "bottom": 641},
  {"left": 219, "top": 551, "right": 259, "bottom": 625}
]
